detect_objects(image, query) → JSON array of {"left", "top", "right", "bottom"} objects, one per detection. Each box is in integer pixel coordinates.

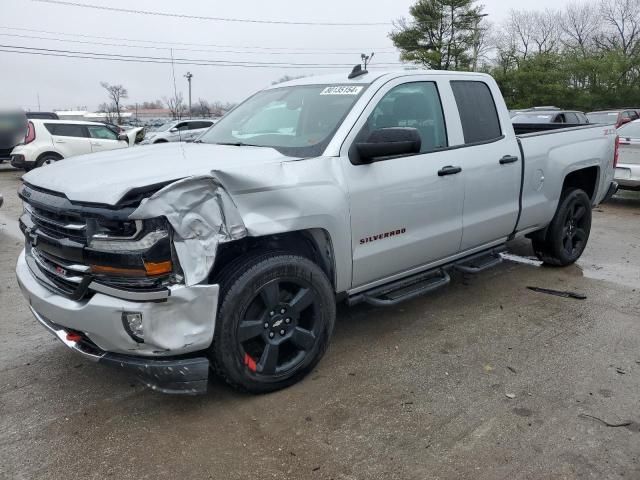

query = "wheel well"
[
  {"left": 209, "top": 229, "right": 336, "bottom": 289},
  {"left": 562, "top": 166, "right": 598, "bottom": 201},
  {"left": 36, "top": 151, "right": 63, "bottom": 162},
  {"left": 154, "top": 139, "right": 168, "bottom": 143}
]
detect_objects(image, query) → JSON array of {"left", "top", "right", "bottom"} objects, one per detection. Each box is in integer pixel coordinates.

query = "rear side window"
[
  {"left": 189, "top": 121, "right": 213, "bottom": 130},
  {"left": 87, "top": 125, "right": 118, "bottom": 140},
  {"left": 45, "top": 123, "right": 87, "bottom": 138},
  {"left": 450, "top": 81, "right": 502, "bottom": 144},
  {"left": 564, "top": 113, "right": 579, "bottom": 124}
]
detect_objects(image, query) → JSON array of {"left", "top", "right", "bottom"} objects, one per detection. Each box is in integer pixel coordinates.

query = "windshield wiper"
[{"left": 215, "top": 141, "right": 263, "bottom": 147}]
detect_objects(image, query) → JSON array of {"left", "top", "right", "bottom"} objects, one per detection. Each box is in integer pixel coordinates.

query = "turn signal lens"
[
  {"left": 90, "top": 261, "right": 172, "bottom": 277},
  {"left": 144, "top": 261, "right": 173, "bottom": 276}
]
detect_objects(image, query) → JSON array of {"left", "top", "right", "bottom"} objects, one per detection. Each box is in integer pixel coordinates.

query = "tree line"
[
  {"left": 99, "top": 82, "right": 236, "bottom": 124},
  {"left": 391, "top": 0, "right": 640, "bottom": 110}
]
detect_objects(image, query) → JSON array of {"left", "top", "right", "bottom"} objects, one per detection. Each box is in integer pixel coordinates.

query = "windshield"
[
  {"left": 511, "top": 114, "right": 554, "bottom": 124},
  {"left": 587, "top": 112, "right": 619, "bottom": 124},
  {"left": 618, "top": 121, "right": 640, "bottom": 138},
  {"left": 199, "top": 84, "right": 366, "bottom": 157}
]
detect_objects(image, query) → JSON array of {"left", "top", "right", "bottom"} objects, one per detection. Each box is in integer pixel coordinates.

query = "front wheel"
[
  {"left": 211, "top": 253, "right": 336, "bottom": 393},
  {"left": 533, "top": 188, "right": 592, "bottom": 266}
]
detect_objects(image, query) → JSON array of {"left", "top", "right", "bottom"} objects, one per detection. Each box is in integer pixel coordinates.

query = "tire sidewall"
[
  {"left": 213, "top": 255, "right": 335, "bottom": 393},
  {"left": 547, "top": 189, "right": 592, "bottom": 265}
]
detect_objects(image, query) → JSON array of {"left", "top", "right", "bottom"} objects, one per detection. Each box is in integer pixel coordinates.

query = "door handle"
[
  {"left": 54, "top": 139, "right": 65, "bottom": 144},
  {"left": 91, "top": 142, "right": 102, "bottom": 146},
  {"left": 499, "top": 155, "right": 519, "bottom": 165},
  {"left": 438, "top": 165, "right": 462, "bottom": 176}
]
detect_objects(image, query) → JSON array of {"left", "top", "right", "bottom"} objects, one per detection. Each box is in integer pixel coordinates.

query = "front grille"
[
  {"left": 25, "top": 204, "right": 87, "bottom": 243},
  {"left": 30, "top": 247, "right": 91, "bottom": 298}
]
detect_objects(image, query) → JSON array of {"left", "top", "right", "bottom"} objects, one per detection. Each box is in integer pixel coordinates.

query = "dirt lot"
[{"left": 1, "top": 164, "right": 639, "bottom": 480}]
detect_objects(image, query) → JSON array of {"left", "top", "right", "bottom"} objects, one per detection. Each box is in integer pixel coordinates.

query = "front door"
[
  {"left": 87, "top": 125, "right": 128, "bottom": 153},
  {"left": 342, "top": 80, "right": 465, "bottom": 288}
]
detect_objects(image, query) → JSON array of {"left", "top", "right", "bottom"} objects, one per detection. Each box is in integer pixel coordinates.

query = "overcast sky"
[{"left": 1, "top": 0, "right": 577, "bottom": 111}]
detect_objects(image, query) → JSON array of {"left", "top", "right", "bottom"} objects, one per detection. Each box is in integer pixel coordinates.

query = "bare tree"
[
  {"left": 98, "top": 102, "right": 116, "bottom": 123},
  {"left": 561, "top": 1, "right": 601, "bottom": 55},
  {"left": 195, "top": 98, "right": 211, "bottom": 117},
  {"left": 164, "top": 93, "right": 186, "bottom": 119},
  {"left": 100, "top": 82, "right": 128, "bottom": 124},
  {"left": 531, "top": 10, "right": 561, "bottom": 54},
  {"left": 597, "top": 0, "right": 640, "bottom": 54},
  {"left": 506, "top": 10, "right": 535, "bottom": 60},
  {"left": 470, "top": 19, "right": 493, "bottom": 71}
]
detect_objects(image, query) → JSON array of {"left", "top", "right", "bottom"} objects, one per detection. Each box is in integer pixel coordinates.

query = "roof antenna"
[{"left": 348, "top": 53, "right": 374, "bottom": 79}]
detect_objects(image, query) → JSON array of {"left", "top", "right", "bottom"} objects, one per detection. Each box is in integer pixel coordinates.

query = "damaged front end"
[{"left": 16, "top": 176, "right": 245, "bottom": 394}]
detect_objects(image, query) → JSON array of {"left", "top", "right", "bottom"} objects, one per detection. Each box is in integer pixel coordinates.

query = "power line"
[
  {"left": 33, "top": 0, "right": 391, "bottom": 26},
  {"left": 0, "top": 43, "right": 403, "bottom": 67},
  {"left": 0, "top": 44, "right": 405, "bottom": 69},
  {"left": 0, "top": 31, "right": 399, "bottom": 56},
  {"left": 0, "top": 26, "right": 397, "bottom": 52}
]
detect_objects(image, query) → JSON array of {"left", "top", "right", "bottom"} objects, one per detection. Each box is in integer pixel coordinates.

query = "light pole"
[{"left": 184, "top": 71, "right": 193, "bottom": 118}]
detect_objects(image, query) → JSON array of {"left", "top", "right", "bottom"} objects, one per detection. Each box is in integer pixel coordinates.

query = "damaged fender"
[{"left": 130, "top": 176, "right": 247, "bottom": 286}]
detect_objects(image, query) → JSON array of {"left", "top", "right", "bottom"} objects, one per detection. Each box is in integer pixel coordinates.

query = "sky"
[{"left": 0, "top": 0, "right": 577, "bottom": 111}]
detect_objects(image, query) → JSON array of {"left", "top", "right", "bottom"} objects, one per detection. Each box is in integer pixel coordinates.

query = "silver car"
[
  {"left": 616, "top": 119, "right": 640, "bottom": 190},
  {"left": 140, "top": 119, "right": 215, "bottom": 144}
]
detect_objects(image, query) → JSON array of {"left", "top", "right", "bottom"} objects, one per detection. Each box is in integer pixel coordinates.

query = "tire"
[
  {"left": 210, "top": 252, "right": 336, "bottom": 394},
  {"left": 35, "top": 154, "right": 62, "bottom": 168},
  {"left": 533, "top": 188, "right": 592, "bottom": 266}
]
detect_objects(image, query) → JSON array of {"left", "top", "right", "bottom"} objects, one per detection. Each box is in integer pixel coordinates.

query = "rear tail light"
[
  {"left": 614, "top": 135, "right": 620, "bottom": 168},
  {"left": 24, "top": 121, "right": 35, "bottom": 144}
]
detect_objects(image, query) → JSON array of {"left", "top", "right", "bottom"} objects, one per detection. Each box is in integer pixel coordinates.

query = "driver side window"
[{"left": 358, "top": 82, "right": 448, "bottom": 153}]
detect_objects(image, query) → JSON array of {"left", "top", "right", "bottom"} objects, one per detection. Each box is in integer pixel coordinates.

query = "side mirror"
[
  {"left": 353, "top": 127, "right": 422, "bottom": 164},
  {"left": 169, "top": 127, "right": 178, "bottom": 133},
  {"left": 117, "top": 133, "right": 130, "bottom": 144}
]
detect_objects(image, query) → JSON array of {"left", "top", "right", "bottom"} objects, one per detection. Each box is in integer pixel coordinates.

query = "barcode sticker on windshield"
[{"left": 320, "top": 86, "right": 363, "bottom": 95}]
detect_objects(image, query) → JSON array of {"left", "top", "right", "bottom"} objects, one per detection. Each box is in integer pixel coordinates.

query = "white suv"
[
  {"left": 10, "top": 120, "right": 135, "bottom": 170},
  {"left": 140, "top": 119, "right": 215, "bottom": 144}
]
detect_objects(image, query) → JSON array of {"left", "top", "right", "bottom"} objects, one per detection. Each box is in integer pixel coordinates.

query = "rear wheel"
[
  {"left": 210, "top": 252, "right": 335, "bottom": 393},
  {"left": 533, "top": 188, "right": 592, "bottom": 266}
]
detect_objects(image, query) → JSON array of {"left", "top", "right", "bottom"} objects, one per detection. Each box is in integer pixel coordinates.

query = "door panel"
[
  {"left": 48, "top": 124, "right": 92, "bottom": 158},
  {"left": 87, "top": 125, "right": 128, "bottom": 153},
  {"left": 449, "top": 80, "right": 521, "bottom": 250},
  {"left": 342, "top": 81, "right": 464, "bottom": 288}
]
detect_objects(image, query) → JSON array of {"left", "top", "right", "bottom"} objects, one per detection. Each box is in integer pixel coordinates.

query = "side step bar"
[
  {"left": 347, "top": 247, "right": 506, "bottom": 308},
  {"left": 347, "top": 269, "right": 450, "bottom": 307},
  {"left": 454, "top": 248, "right": 505, "bottom": 274}
]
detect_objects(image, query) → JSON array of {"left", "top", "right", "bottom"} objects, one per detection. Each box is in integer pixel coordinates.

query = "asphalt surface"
[{"left": 1, "top": 164, "right": 639, "bottom": 480}]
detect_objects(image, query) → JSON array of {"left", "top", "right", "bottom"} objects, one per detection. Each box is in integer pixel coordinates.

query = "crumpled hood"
[{"left": 23, "top": 142, "right": 296, "bottom": 205}]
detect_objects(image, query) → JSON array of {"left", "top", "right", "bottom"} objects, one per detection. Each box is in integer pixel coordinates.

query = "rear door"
[
  {"left": 87, "top": 125, "right": 128, "bottom": 153},
  {"left": 449, "top": 80, "right": 521, "bottom": 250},
  {"left": 44, "top": 123, "right": 92, "bottom": 157}
]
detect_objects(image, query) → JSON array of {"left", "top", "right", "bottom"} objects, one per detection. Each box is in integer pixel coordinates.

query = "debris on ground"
[
  {"left": 506, "top": 393, "right": 516, "bottom": 399},
  {"left": 579, "top": 414, "right": 633, "bottom": 428},
  {"left": 507, "top": 366, "right": 517, "bottom": 374},
  {"left": 527, "top": 286, "right": 587, "bottom": 300}
]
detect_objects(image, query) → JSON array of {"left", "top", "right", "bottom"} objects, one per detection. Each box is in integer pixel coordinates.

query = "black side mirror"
[
  {"left": 352, "top": 127, "right": 421, "bottom": 164},
  {"left": 117, "top": 133, "right": 129, "bottom": 144}
]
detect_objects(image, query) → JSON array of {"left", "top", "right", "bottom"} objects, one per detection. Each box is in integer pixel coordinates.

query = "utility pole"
[
  {"left": 184, "top": 72, "right": 193, "bottom": 118},
  {"left": 37, "top": 93, "right": 41, "bottom": 111}
]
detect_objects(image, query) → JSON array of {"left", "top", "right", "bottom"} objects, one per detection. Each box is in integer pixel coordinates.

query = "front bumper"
[
  {"left": 615, "top": 164, "right": 640, "bottom": 190},
  {"left": 16, "top": 249, "right": 220, "bottom": 394}
]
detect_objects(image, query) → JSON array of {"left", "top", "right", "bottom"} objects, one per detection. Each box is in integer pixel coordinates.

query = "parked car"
[
  {"left": 140, "top": 119, "right": 215, "bottom": 144},
  {"left": 15, "top": 70, "right": 617, "bottom": 395},
  {"left": 0, "top": 110, "right": 27, "bottom": 163},
  {"left": 615, "top": 119, "right": 640, "bottom": 190},
  {"left": 587, "top": 109, "right": 639, "bottom": 128},
  {"left": 512, "top": 110, "right": 589, "bottom": 126},
  {"left": 10, "top": 120, "right": 137, "bottom": 170}
]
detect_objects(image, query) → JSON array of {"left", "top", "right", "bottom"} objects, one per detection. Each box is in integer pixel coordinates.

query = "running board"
[
  {"left": 347, "top": 269, "right": 450, "bottom": 307},
  {"left": 454, "top": 248, "right": 505, "bottom": 274}
]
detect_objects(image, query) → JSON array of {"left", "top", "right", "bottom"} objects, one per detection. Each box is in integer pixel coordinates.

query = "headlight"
[{"left": 89, "top": 230, "right": 168, "bottom": 252}]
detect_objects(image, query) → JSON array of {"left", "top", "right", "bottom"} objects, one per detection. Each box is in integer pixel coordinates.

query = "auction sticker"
[{"left": 320, "top": 86, "right": 363, "bottom": 95}]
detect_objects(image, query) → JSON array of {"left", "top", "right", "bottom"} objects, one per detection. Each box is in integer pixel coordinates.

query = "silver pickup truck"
[{"left": 15, "top": 70, "right": 618, "bottom": 394}]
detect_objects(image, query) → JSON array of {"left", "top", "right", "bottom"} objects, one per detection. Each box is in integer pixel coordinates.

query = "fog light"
[{"left": 123, "top": 312, "right": 144, "bottom": 343}]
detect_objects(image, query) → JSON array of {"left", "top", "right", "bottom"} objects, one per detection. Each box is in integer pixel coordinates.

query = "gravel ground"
[{"left": 1, "top": 164, "right": 639, "bottom": 480}]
